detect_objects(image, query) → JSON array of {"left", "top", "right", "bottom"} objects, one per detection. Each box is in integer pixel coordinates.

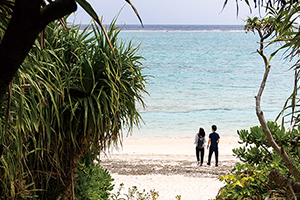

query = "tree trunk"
[
  {"left": 254, "top": 26, "right": 300, "bottom": 182},
  {"left": 256, "top": 90, "right": 300, "bottom": 182}
]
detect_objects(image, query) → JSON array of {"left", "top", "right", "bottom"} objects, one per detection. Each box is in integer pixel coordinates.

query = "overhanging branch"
[{"left": 40, "top": 0, "right": 77, "bottom": 26}]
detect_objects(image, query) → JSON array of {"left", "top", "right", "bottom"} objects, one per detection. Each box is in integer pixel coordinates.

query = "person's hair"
[
  {"left": 212, "top": 125, "right": 217, "bottom": 131},
  {"left": 198, "top": 127, "right": 205, "bottom": 137}
]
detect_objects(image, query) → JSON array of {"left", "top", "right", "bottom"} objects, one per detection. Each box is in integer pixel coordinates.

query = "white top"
[{"left": 194, "top": 134, "right": 206, "bottom": 148}]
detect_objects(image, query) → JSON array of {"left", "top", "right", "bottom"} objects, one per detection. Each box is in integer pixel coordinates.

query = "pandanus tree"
[
  {"left": 0, "top": 0, "right": 146, "bottom": 198},
  {"left": 0, "top": 19, "right": 148, "bottom": 199}
]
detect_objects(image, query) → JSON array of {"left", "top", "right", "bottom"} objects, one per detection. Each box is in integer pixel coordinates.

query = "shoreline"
[
  {"left": 105, "top": 136, "right": 240, "bottom": 158},
  {"left": 101, "top": 136, "right": 241, "bottom": 200}
]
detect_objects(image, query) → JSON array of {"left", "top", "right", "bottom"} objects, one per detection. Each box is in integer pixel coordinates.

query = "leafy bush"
[
  {"left": 217, "top": 163, "right": 271, "bottom": 199},
  {"left": 232, "top": 122, "right": 276, "bottom": 165},
  {"left": 217, "top": 121, "right": 300, "bottom": 199},
  {"left": 75, "top": 155, "right": 114, "bottom": 200}
]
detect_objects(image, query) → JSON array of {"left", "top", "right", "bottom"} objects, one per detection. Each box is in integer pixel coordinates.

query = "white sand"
[{"left": 103, "top": 136, "right": 241, "bottom": 200}]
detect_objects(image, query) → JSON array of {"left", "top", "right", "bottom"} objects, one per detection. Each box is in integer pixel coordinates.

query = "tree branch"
[{"left": 255, "top": 24, "right": 300, "bottom": 182}]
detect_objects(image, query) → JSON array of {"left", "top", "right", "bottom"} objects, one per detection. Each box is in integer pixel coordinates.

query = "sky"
[{"left": 69, "top": 0, "right": 264, "bottom": 25}]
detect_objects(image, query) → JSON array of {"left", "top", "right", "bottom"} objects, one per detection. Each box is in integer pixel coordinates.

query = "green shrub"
[
  {"left": 75, "top": 154, "right": 114, "bottom": 200},
  {"left": 217, "top": 121, "right": 300, "bottom": 199}
]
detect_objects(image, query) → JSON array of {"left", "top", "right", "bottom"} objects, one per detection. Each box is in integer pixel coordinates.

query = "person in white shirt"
[{"left": 194, "top": 127, "right": 206, "bottom": 166}]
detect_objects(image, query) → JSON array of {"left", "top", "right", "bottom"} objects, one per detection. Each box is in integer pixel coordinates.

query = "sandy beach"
[{"left": 101, "top": 136, "right": 241, "bottom": 200}]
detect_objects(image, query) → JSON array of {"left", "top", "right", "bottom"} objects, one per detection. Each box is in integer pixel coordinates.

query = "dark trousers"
[
  {"left": 208, "top": 147, "right": 218, "bottom": 166},
  {"left": 196, "top": 147, "right": 205, "bottom": 164}
]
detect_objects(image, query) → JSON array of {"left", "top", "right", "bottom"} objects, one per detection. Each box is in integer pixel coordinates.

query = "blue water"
[
  {"left": 120, "top": 24, "right": 244, "bottom": 32},
  {"left": 117, "top": 25, "right": 294, "bottom": 138}
]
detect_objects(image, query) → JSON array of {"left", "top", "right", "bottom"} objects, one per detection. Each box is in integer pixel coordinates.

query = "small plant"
[
  {"left": 110, "top": 184, "right": 159, "bottom": 200},
  {"left": 110, "top": 184, "right": 182, "bottom": 200}
]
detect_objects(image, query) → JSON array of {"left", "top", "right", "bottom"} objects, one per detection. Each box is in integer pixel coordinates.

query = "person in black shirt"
[{"left": 207, "top": 125, "right": 220, "bottom": 167}]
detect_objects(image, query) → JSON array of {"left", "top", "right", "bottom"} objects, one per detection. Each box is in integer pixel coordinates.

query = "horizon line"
[{"left": 76, "top": 23, "right": 245, "bottom": 26}]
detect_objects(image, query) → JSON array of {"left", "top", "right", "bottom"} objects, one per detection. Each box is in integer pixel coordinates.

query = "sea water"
[{"left": 117, "top": 25, "right": 294, "bottom": 138}]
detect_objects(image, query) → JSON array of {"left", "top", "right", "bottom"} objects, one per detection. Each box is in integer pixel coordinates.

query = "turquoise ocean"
[{"left": 117, "top": 25, "right": 294, "bottom": 138}]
